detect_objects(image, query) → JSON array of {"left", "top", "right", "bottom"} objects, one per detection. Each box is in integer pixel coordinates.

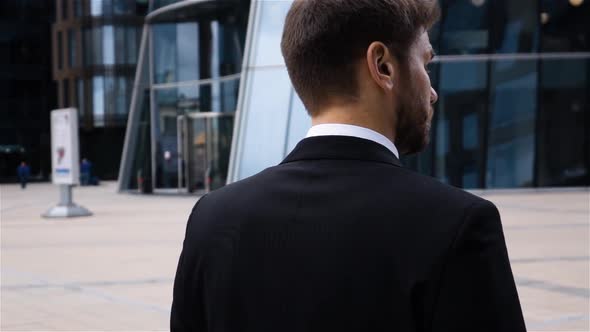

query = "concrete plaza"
[{"left": 1, "top": 182, "right": 589, "bottom": 331}]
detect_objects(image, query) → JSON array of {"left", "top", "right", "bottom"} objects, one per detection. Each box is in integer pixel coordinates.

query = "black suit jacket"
[{"left": 171, "top": 136, "right": 526, "bottom": 332}]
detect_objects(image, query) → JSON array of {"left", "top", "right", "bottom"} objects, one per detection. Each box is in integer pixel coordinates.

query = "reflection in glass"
[
  {"left": 128, "top": 89, "right": 152, "bottom": 190},
  {"left": 541, "top": 0, "right": 590, "bottom": 52},
  {"left": 440, "top": 0, "right": 489, "bottom": 54},
  {"left": 252, "top": 0, "right": 292, "bottom": 66},
  {"left": 435, "top": 61, "right": 488, "bottom": 188},
  {"left": 150, "top": 0, "right": 182, "bottom": 11},
  {"left": 491, "top": 0, "right": 538, "bottom": 53},
  {"left": 238, "top": 67, "right": 292, "bottom": 179},
  {"left": 487, "top": 60, "right": 537, "bottom": 188},
  {"left": 220, "top": 78, "right": 240, "bottom": 113},
  {"left": 153, "top": 20, "right": 244, "bottom": 85},
  {"left": 537, "top": 59, "right": 589, "bottom": 186},
  {"left": 153, "top": 24, "right": 177, "bottom": 83},
  {"left": 154, "top": 88, "right": 181, "bottom": 188},
  {"left": 114, "top": 0, "right": 132, "bottom": 15},
  {"left": 207, "top": 116, "right": 234, "bottom": 190},
  {"left": 181, "top": 115, "right": 235, "bottom": 192}
]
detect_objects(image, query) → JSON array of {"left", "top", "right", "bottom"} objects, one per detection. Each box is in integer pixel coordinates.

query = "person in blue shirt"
[
  {"left": 17, "top": 161, "right": 31, "bottom": 189},
  {"left": 80, "top": 158, "right": 92, "bottom": 186}
]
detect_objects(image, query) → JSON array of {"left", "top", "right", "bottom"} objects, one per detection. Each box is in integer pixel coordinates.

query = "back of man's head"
[{"left": 281, "top": 0, "right": 439, "bottom": 114}]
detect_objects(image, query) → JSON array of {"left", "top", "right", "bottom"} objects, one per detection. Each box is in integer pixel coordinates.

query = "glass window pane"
[
  {"left": 86, "top": 27, "right": 103, "bottom": 65},
  {"left": 90, "top": 0, "right": 102, "bottom": 16},
  {"left": 177, "top": 22, "right": 199, "bottom": 81},
  {"left": 238, "top": 67, "right": 292, "bottom": 179},
  {"left": 93, "top": 76, "right": 105, "bottom": 127},
  {"left": 103, "top": 25, "right": 115, "bottom": 65},
  {"left": 114, "top": 0, "right": 132, "bottom": 15},
  {"left": 537, "top": 58, "right": 589, "bottom": 186},
  {"left": 115, "top": 76, "right": 128, "bottom": 116},
  {"left": 57, "top": 31, "right": 63, "bottom": 70},
  {"left": 68, "top": 29, "right": 76, "bottom": 67},
  {"left": 77, "top": 79, "right": 85, "bottom": 122},
  {"left": 220, "top": 78, "right": 240, "bottom": 113},
  {"left": 153, "top": 24, "right": 178, "bottom": 83},
  {"left": 126, "top": 26, "right": 138, "bottom": 64},
  {"left": 218, "top": 20, "right": 244, "bottom": 76},
  {"left": 210, "top": 115, "right": 235, "bottom": 190},
  {"left": 102, "top": 0, "right": 113, "bottom": 16},
  {"left": 104, "top": 75, "right": 116, "bottom": 124},
  {"left": 74, "top": 0, "right": 83, "bottom": 17},
  {"left": 435, "top": 61, "right": 488, "bottom": 188},
  {"left": 83, "top": 28, "right": 92, "bottom": 65},
  {"left": 125, "top": 88, "right": 151, "bottom": 190},
  {"left": 252, "top": 0, "right": 292, "bottom": 66},
  {"left": 153, "top": 87, "right": 190, "bottom": 188},
  {"left": 491, "top": 0, "right": 539, "bottom": 53},
  {"left": 486, "top": 60, "right": 537, "bottom": 188},
  {"left": 115, "top": 26, "right": 126, "bottom": 65},
  {"left": 440, "top": 0, "right": 490, "bottom": 55}
]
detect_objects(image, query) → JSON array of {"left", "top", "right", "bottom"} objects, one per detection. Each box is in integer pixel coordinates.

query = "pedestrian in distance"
[
  {"left": 16, "top": 161, "right": 30, "bottom": 189},
  {"left": 80, "top": 158, "right": 92, "bottom": 186},
  {"left": 172, "top": 1, "right": 526, "bottom": 331}
]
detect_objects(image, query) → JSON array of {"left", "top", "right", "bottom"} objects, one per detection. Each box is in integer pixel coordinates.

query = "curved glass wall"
[
  {"left": 119, "top": 0, "right": 250, "bottom": 192},
  {"left": 229, "top": 0, "right": 589, "bottom": 189}
]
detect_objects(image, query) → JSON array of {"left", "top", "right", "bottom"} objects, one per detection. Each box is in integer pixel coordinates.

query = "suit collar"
[{"left": 280, "top": 136, "right": 403, "bottom": 167}]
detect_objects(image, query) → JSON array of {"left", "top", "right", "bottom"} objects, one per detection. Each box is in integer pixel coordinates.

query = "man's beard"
[{"left": 395, "top": 93, "right": 433, "bottom": 156}]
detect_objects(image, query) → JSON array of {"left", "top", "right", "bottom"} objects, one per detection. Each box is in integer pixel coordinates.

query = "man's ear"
[{"left": 366, "top": 41, "right": 396, "bottom": 92}]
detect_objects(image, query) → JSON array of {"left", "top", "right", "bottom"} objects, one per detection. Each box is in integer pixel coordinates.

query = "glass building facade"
[
  {"left": 118, "top": 0, "right": 250, "bottom": 192},
  {"left": 228, "top": 0, "right": 589, "bottom": 189},
  {"left": 120, "top": 0, "right": 589, "bottom": 192},
  {"left": 52, "top": 0, "right": 149, "bottom": 179},
  {"left": 0, "top": 1, "right": 57, "bottom": 182}
]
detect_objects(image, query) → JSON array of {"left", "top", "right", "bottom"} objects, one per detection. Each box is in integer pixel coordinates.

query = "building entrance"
[{"left": 175, "top": 113, "right": 234, "bottom": 193}]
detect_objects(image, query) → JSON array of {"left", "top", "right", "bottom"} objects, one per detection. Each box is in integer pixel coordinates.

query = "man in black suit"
[{"left": 171, "top": 0, "right": 526, "bottom": 331}]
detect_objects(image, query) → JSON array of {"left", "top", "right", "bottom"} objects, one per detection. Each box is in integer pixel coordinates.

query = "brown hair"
[{"left": 281, "top": 0, "right": 440, "bottom": 114}]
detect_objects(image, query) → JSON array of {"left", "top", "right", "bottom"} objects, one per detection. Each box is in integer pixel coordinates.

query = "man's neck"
[{"left": 311, "top": 105, "right": 397, "bottom": 144}]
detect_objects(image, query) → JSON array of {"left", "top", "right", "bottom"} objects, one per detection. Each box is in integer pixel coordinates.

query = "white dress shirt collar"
[{"left": 306, "top": 124, "right": 399, "bottom": 158}]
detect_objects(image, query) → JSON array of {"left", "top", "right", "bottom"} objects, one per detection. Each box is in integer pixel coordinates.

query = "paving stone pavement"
[{"left": 1, "top": 182, "right": 589, "bottom": 331}]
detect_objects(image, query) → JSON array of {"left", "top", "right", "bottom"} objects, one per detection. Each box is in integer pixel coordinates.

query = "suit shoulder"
[{"left": 393, "top": 166, "right": 492, "bottom": 210}]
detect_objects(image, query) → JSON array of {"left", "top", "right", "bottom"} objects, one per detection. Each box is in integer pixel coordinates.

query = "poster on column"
[{"left": 50, "top": 108, "right": 80, "bottom": 185}]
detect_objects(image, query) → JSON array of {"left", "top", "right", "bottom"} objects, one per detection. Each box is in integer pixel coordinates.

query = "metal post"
[
  {"left": 43, "top": 184, "right": 92, "bottom": 218},
  {"left": 60, "top": 184, "right": 72, "bottom": 206}
]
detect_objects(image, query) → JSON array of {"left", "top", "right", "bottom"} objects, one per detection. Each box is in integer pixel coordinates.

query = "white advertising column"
[{"left": 43, "top": 108, "right": 92, "bottom": 218}]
